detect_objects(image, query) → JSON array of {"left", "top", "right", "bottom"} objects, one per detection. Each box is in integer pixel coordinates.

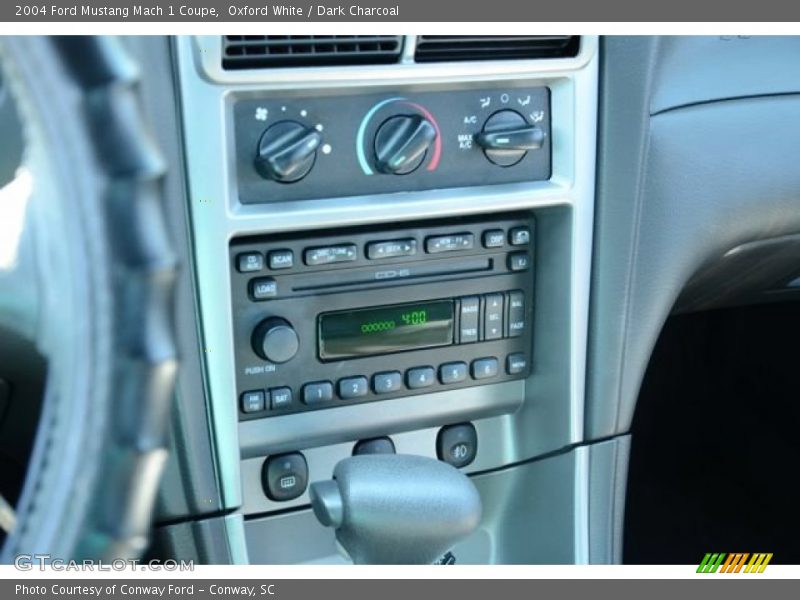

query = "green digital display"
[{"left": 319, "top": 300, "right": 454, "bottom": 361}]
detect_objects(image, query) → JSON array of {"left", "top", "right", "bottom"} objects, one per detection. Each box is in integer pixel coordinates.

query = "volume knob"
[{"left": 252, "top": 317, "right": 299, "bottom": 363}]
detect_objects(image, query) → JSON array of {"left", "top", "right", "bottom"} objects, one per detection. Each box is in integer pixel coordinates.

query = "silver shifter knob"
[{"left": 309, "top": 454, "right": 482, "bottom": 564}]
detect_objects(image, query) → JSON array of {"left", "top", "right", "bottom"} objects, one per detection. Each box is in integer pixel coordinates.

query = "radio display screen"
[{"left": 318, "top": 300, "right": 454, "bottom": 361}]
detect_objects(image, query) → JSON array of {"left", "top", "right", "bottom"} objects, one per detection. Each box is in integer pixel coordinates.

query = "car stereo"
[{"left": 229, "top": 213, "right": 535, "bottom": 420}]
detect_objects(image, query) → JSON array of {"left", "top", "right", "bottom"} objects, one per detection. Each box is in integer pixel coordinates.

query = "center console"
[
  {"left": 231, "top": 214, "right": 534, "bottom": 420},
  {"left": 175, "top": 35, "right": 599, "bottom": 564}
]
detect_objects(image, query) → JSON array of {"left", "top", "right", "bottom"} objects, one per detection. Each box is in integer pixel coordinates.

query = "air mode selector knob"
[
  {"left": 474, "top": 109, "right": 544, "bottom": 167},
  {"left": 374, "top": 114, "right": 437, "bottom": 175},
  {"left": 252, "top": 317, "right": 299, "bottom": 364},
  {"left": 254, "top": 120, "right": 322, "bottom": 183}
]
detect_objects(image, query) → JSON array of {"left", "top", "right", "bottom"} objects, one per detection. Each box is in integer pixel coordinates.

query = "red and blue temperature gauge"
[{"left": 356, "top": 97, "right": 442, "bottom": 175}]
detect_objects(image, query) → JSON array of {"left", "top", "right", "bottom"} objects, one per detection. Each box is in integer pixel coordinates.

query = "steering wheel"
[{"left": 0, "top": 36, "right": 177, "bottom": 561}]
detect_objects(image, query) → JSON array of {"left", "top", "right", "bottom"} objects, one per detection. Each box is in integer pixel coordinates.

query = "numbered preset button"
[
  {"left": 302, "top": 381, "right": 333, "bottom": 406},
  {"left": 338, "top": 376, "right": 369, "bottom": 400},
  {"left": 406, "top": 366, "right": 435, "bottom": 389}
]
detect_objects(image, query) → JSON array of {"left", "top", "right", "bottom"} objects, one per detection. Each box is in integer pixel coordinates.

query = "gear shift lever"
[{"left": 309, "top": 454, "right": 482, "bottom": 564}]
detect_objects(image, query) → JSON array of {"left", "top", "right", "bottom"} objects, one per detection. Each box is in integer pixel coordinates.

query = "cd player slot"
[{"left": 291, "top": 257, "right": 493, "bottom": 292}]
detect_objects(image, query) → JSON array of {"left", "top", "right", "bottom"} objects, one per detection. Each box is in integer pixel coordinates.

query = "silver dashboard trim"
[{"left": 175, "top": 35, "right": 598, "bottom": 564}]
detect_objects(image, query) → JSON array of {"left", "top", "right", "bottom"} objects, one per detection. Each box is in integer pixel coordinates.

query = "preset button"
[
  {"left": 338, "top": 376, "right": 369, "bottom": 400},
  {"left": 407, "top": 366, "right": 436, "bottom": 389},
  {"left": 373, "top": 371, "right": 403, "bottom": 394},
  {"left": 439, "top": 362, "right": 468, "bottom": 384},
  {"left": 302, "top": 381, "right": 333, "bottom": 405},
  {"left": 471, "top": 357, "right": 499, "bottom": 380}
]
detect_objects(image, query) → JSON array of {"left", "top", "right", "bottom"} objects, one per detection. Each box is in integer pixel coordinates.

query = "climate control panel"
[
  {"left": 229, "top": 214, "right": 536, "bottom": 420},
  {"left": 233, "top": 87, "right": 551, "bottom": 203}
]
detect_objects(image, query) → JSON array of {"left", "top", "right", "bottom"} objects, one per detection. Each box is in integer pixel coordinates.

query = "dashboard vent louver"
[
  {"left": 414, "top": 36, "right": 580, "bottom": 62},
  {"left": 222, "top": 36, "right": 404, "bottom": 69}
]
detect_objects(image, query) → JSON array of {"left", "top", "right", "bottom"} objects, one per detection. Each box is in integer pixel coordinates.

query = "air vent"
[
  {"left": 414, "top": 36, "right": 580, "bottom": 63},
  {"left": 222, "top": 36, "right": 403, "bottom": 70}
]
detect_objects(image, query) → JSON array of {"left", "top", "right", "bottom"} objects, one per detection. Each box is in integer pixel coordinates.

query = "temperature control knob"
[
  {"left": 474, "top": 110, "right": 544, "bottom": 167},
  {"left": 374, "top": 114, "right": 437, "bottom": 175},
  {"left": 254, "top": 120, "right": 322, "bottom": 183},
  {"left": 252, "top": 317, "right": 299, "bottom": 364}
]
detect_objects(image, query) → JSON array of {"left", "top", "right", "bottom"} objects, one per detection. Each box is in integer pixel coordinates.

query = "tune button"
[{"left": 304, "top": 244, "right": 357, "bottom": 266}]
